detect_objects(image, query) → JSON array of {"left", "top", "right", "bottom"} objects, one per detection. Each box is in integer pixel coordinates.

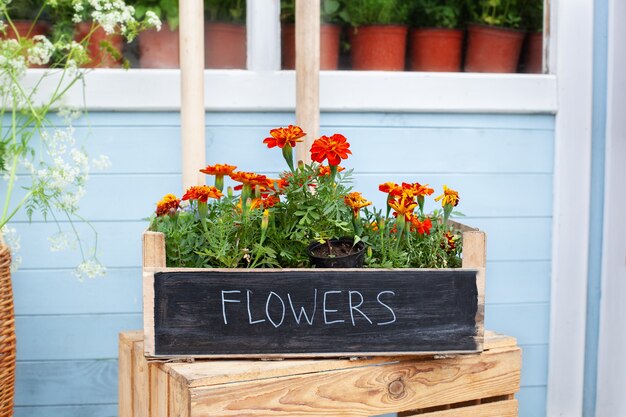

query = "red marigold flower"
[
  {"left": 379, "top": 182, "right": 402, "bottom": 196},
  {"left": 343, "top": 192, "right": 372, "bottom": 217},
  {"left": 318, "top": 165, "right": 345, "bottom": 177},
  {"left": 261, "top": 195, "right": 280, "bottom": 208},
  {"left": 199, "top": 163, "right": 237, "bottom": 176},
  {"left": 156, "top": 194, "right": 180, "bottom": 216},
  {"left": 442, "top": 231, "right": 459, "bottom": 253},
  {"left": 263, "top": 125, "right": 306, "bottom": 149},
  {"left": 230, "top": 171, "right": 274, "bottom": 188},
  {"left": 411, "top": 217, "right": 433, "bottom": 235},
  {"left": 414, "top": 183, "right": 434, "bottom": 197},
  {"left": 435, "top": 185, "right": 460, "bottom": 207},
  {"left": 389, "top": 195, "right": 417, "bottom": 221},
  {"left": 310, "top": 134, "right": 352, "bottom": 166},
  {"left": 181, "top": 185, "right": 223, "bottom": 203}
]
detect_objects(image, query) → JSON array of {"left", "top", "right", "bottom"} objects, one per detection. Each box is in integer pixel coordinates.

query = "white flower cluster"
[
  {"left": 145, "top": 11, "right": 162, "bottom": 32},
  {"left": 48, "top": 231, "right": 76, "bottom": 252},
  {"left": 73, "top": 258, "right": 107, "bottom": 280},
  {"left": 86, "top": 0, "right": 137, "bottom": 35},
  {"left": 1, "top": 225, "right": 22, "bottom": 272},
  {"left": 27, "top": 35, "right": 54, "bottom": 66}
]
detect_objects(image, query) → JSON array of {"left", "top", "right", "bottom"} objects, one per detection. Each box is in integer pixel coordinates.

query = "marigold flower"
[
  {"left": 389, "top": 196, "right": 417, "bottom": 221},
  {"left": 263, "top": 125, "right": 306, "bottom": 149},
  {"left": 156, "top": 194, "right": 180, "bottom": 216},
  {"left": 434, "top": 185, "right": 460, "bottom": 207},
  {"left": 344, "top": 192, "right": 372, "bottom": 217},
  {"left": 318, "top": 165, "right": 345, "bottom": 177},
  {"left": 181, "top": 185, "right": 223, "bottom": 203},
  {"left": 411, "top": 217, "right": 433, "bottom": 235},
  {"left": 379, "top": 182, "right": 402, "bottom": 196},
  {"left": 230, "top": 171, "right": 274, "bottom": 188},
  {"left": 199, "top": 163, "right": 237, "bottom": 176},
  {"left": 442, "top": 231, "right": 459, "bottom": 253},
  {"left": 310, "top": 134, "right": 351, "bottom": 166}
]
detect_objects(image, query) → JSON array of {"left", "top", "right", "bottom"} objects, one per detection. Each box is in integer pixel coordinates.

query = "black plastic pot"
[{"left": 307, "top": 237, "right": 365, "bottom": 268}]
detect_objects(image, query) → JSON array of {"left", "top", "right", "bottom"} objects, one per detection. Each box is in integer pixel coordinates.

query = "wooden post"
[
  {"left": 295, "top": 0, "right": 320, "bottom": 164},
  {"left": 179, "top": 0, "right": 206, "bottom": 189}
]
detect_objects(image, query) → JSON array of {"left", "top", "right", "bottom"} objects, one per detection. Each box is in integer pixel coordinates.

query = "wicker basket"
[{"left": 0, "top": 239, "right": 16, "bottom": 417}]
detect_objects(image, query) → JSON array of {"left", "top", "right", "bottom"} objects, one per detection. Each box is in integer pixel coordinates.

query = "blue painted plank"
[
  {"left": 485, "top": 303, "right": 550, "bottom": 345},
  {"left": 13, "top": 268, "right": 142, "bottom": 315},
  {"left": 519, "top": 344, "right": 549, "bottom": 386},
  {"left": 15, "top": 360, "right": 118, "bottom": 406},
  {"left": 15, "top": 314, "right": 141, "bottom": 361},
  {"left": 517, "top": 386, "right": 547, "bottom": 417},
  {"left": 14, "top": 404, "right": 117, "bottom": 417},
  {"left": 486, "top": 261, "right": 551, "bottom": 304}
]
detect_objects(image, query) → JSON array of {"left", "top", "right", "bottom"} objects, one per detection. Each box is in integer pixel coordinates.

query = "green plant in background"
[
  {"left": 466, "top": 0, "right": 522, "bottom": 29},
  {"left": 131, "top": 0, "right": 179, "bottom": 30},
  {"left": 4, "top": 0, "right": 42, "bottom": 20},
  {"left": 205, "top": 0, "right": 246, "bottom": 24},
  {"left": 280, "top": 0, "right": 344, "bottom": 24},
  {"left": 0, "top": 0, "right": 160, "bottom": 277},
  {"left": 411, "top": 0, "right": 465, "bottom": 29},
  {"left": 342, "top": 0, "right": 411, "bottom": 27},
  {"left": 523, "top": 0, "right": 544, "bottom": 32}
]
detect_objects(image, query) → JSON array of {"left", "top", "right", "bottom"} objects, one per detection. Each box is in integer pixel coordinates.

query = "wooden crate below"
[{"left": 119, "top": 330, "right": 521, "bottom": 417}]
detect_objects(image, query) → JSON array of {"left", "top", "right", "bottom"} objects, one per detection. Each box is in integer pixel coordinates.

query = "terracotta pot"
[
  {"left": 74, "top": 22, "right": 124, "bottom": 68},
  {"left": 138, "top": 23, "right": 180, "bottom": 69},
  {"left": 464, "top": 24, "right": 525, "bottom": 73},
  {"left": 205, "top": 22, "right": 246, "bottom": 69},
  {"left": 349, "top": 25, "right": 408, "bottom": 71},
  {"left": 282, "top": 23, "right": 342, "bottom": 70},
  {"left": 409, "top": 28, "right": 463, "bottom": 72},
  {"left": 3, "top": 20, "right": 50, "bottom": 68},
  {"left": 522, "top": 31, "right": 543, "bottom": 74}
]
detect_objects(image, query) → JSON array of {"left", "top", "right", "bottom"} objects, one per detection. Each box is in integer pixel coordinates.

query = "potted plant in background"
[
  {"left": 0, "top": 1, "right": 158, "bottom": 412},
  {"left": 464, "top": 0, "right": 525, "bottom": 73},
  {"left": 520, "top": 0, "right": 543, "bottom": 73},
  {"left": 281, "top": 0, "right": 344, "bottom": 70},
  {"left": 2, "top": 0, "right": 50, "bottom": 68},
  {"left": 343, "top": 0, "right": 410, "bottom": 71},
  {"left": 409, "top": 0, "right": 465, "bottom": 72},
  {"left": 204, "top": 0, "right": 246, "bottom": 69},
  {"left": 131, "top": 0, "right": 177, "bottom": 68}
]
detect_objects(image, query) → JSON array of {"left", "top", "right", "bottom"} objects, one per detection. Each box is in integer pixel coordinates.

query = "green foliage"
[
  {"left": 466, "top": 0, "right": 522, "bottom": 29},
  {"left": 342, "top": 0, "right": 411, "bottom": 27},
  {"left": 5, "top": 0, "right": 42, "bottom": 20},
  {"left": 411, "top": 0, "right": 465, "bottom": 29},
  {"left": 204, "top": 0, "right": 246, "bottom": 24},
  {"left": 523, "top": 0, "right": 544, "bottom": 32},
  {"left": 130, "top": 0, "right": 179, "bottom": 29}
]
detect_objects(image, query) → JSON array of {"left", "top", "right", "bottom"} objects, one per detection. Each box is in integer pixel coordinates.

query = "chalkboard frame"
[{"left": 142, "top": 222, "right": 486, "bottom": 359}]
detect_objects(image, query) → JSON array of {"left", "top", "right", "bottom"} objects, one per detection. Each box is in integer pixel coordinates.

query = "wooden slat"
[
  {"left": 118, "top": 332, "right": 136, "bottom": 417},
  {"left": 170, "top": 376, "right": 190, "bottom": 417},
  {"left": 143, "top": 231, "right": 166, "bottom": 268},
  {"left": 185, "top": 345, "right": 520, "bottom": 416},
  {"left": 462, "top": 230, "right": 487, "bottom": 351},
  {"left": 143, "top": 269, "right": 156, "bottom": 356},
  {"left": 399, "top": 399, "right": 518, "bottom": 417},
  {"left": 132, "top": 339, "right": 151, "bottom": 417},
  {"left": 151, "top": 364, "right": 169, "bottom": 417}
]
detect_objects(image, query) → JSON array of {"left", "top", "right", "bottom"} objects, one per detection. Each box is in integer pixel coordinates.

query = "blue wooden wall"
[{"left": 8, "top": 111, "right": 553, "bottom": 417}]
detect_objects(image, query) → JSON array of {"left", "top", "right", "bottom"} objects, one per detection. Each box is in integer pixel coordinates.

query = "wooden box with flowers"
[{"left": 143, "top": 126, "right": 485, "bottom": 359}]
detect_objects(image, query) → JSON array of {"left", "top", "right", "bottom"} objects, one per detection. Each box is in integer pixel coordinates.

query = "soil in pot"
[
  {"left": 349, "top": 25, "right": 408, "bottom": 71},
  {"left": 521, "top": 31, "right": 543, "bottom": 73},
  {"left": 282, "top": 23, "right": 342, "bottom": 70},
  {"left": 138, "top": 23, "right": 180, "bottom": 69},
  {"left": 464, "top": 24, "right": 525, "bottom": 73},
  {"left": 307, "top": 238, "right": 365, "bottom": 268},
  {"left": 74, "top": 22, "right": 124, "bottom": 68},
  {"left": 409, "top": 28, "right": 463, "bottom": 72},
  {"left": 205, "top": 22, "right": 246, "bottom": 69}
]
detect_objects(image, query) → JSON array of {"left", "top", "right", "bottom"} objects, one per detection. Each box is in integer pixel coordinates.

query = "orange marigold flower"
[
  {"left": 230, "top": 171, "right": 274, "bottom": 188},
  {"left": 344, "top": 192, "right": 372, "bottom": 217},
  {"left": 156, "top": 194, "right": 180, "bottom": 216},
  {"left": 442, "top": 231, "right": 459, "bottom": 253},
  {"left": 318, "top": 165, "right": 345, "bottom": 177},
  {"left": 411, "top": 217, "right": 433, "bottom": 235},
  {"left": 379, "top": 182, "right": 402, "bottom": 196},
  {"left": 261, "top": 195, "right": 280, "bottom": 208},
  {"left": 389, "top": 196, "right": 417, "bottom": 221},
  {"left": 263, "top": 125, "right": 306, "bottom": 149},
  {"left": 199, "top": 163, "right": 237, "bottom": 176},
  {"left": 310, "top": 133, "right": 352, "bottom": 166},
  {"left": 181, "top": 185, "right": 223, "bottom": 203},
  {"left": 414, "top": 183, "right": 434, "bottom": 197},
  {"left": 434, "top": 185, "right": 460, "bottom": 207}
]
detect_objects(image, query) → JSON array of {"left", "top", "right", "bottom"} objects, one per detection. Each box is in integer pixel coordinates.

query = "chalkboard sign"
[{"left": 144, "top": 268, "right": 483, "bottom": 358}]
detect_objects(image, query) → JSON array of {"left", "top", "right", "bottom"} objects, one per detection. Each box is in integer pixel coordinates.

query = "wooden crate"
[
  {"left": 119, "top": 330, "right": 520, "bottom": 417},
  {"left": 142, "top": 222, "right": 486, "bottom": 359}
]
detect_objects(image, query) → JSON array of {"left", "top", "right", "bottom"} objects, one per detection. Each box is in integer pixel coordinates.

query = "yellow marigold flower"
[
  {"left": 434, "top": 185, "right": 460, "bottom": 207},
  {"left": 344, "top": 191, "right": 372, "bottom": 217},
  {"left": 156, "top": 194, "right": 180, "bottom": 216},
  {"left": 389, "top": 195, "right": 418, "bottom": 221}
]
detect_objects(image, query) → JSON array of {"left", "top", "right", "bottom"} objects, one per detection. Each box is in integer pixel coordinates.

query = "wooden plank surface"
[
  {"left": 132, "top": 340, "right": 150, "bottom": 417},
  {"left": 151, "top": 365, "right": 169, "bottom": 417},
  {"left": 400, "top": 399, "right": 518, "bottom": 417},
  {"left": 118, "top": 332, "right": 135, "bottom": 417},
  {"left": 186, "top": 344, "right": 520, "bottom": 416}
]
